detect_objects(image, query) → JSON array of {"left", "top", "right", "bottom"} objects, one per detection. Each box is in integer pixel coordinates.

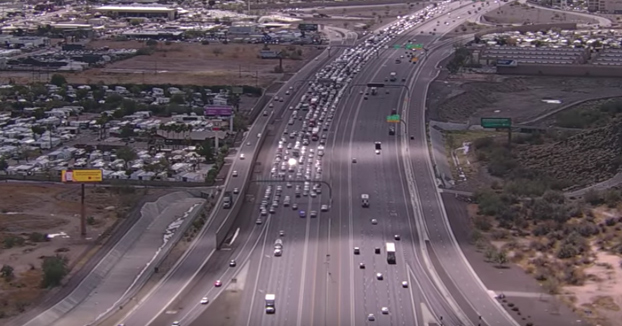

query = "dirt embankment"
[
  {"left": 515, "top": 118, "right": 622, "bottom": 188},
  {"left": 427, "top": 75, "right": 622, "bottom": 124},
  {"left": 0, "top": 184, "right": 133, "bottom": 319}
]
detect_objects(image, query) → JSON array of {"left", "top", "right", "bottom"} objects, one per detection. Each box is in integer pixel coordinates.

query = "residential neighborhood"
[{"left": 0, "top": 77, "right": 244, "bottom": 184}]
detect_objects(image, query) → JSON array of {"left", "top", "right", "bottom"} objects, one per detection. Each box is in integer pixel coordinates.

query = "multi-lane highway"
[
  {"left": 111, "top": 28, "right": 358, "bottom": 326},
  {"left": 230, "top": 3, "right": 515, "bottom": 326},
  {"left": 113, "top": 3, "right": 522, "bottom": 326}
]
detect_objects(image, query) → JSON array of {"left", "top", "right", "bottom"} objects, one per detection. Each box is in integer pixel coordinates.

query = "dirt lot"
[
  {"left": 0, "top": 183, "right": 128, "bottom": 319},
  {"left": 483, "top": 2, "right": 598, "bottom": 25},
  {"left": 427, "top": 74, "right": 622, "bottom": 124},
  {"left": 0, "top": 41, "right": 322, "bottom": 87},
  {"left": 466, "top": 201, "right": 622, "bottom": 326},
  {"left": 307, "top": 3, "right": 425, "bottom": 30}
]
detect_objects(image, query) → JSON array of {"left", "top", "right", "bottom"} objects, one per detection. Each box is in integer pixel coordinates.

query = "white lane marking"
[
  {"left": 295, "top": 179, "right": 314, "bottom": 326},
  {"left": 229, "top": 228, "right": 241, "bottom": 245},
  {"left": 245, "top": 219, "right": 273, "bottom": 326}
]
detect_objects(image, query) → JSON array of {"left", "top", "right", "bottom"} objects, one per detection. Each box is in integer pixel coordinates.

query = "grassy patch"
[
  {"left": 443, "top": 130, "right": 509, "bottom": 179},
  {"left": 554, "top": 98, "right": 622, "bottom": 129}
]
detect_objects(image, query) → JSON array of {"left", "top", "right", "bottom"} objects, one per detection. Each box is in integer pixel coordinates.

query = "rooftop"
[{"left": 94, "top": 6, "right": 176, "bottom": 12}]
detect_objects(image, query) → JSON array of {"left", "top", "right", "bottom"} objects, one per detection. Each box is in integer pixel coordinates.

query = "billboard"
[
  {"left": 62, "top": 169, "right": 103, "bottom": 183},
  {"left": 298, "top": 23, "right": 319, "bottom": 31},
  {"left": 204, "top": 105, "right": 233, "bottom": 117}
]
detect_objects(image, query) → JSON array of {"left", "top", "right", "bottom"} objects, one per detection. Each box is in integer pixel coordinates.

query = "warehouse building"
[
  {"left": 587, "top": 0, "right": 622, "bottom": 14},
  {"left": 93, "top": 6, "right": 177, "bottom": 20},
  {"left": 477, "top": 47, "right": 589, "bottom": 65}
]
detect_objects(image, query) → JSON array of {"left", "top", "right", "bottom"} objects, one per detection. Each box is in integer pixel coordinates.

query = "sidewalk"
[{"left": 21, "top": 191, "right": 211, "bottom": 326}]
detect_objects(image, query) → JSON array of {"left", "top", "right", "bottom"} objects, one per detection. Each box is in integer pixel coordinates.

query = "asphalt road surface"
[
  {"left": 112, "top": 33, "right": 356, "bottom": 326},
  {"left": 116, "top": 3, "right": 526, "bottom": 326},
  {"left": 229, "top": 3, "right": 515, "bottom": 326}
]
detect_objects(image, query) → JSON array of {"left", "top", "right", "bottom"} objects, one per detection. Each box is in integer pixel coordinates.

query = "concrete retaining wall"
[
  {"left": 497, "top": 63, "right": 622, "bottom": 77},
  {"left": 474, "top": 23, "right": 577, "bottom": 38},
  {"left": 21, "top": 192, "right": 206, "bottom": 326},
  {"left": 89, "top": 193, "right": 208, "bottom": 326},
  {"left": 250, "top": 0, "right": 420, "bottom": 10}
]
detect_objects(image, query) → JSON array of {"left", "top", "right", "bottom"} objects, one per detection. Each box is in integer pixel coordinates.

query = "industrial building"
[
  {"left": 121, "top": 30, "right": 184, "bottom": 40},
  {"left": 0, "top": 36, "right": 50, "bottom": 48},
  {"left": 93, "top": 6, "right": 177, "bottom": 20},
  {"left": 592, "top": 48, "right": 622, "bottom": 66},
  {"left": 587, "top": 0, "right": 622, "bottom": 14},
  {"left": 477, "top": 46, "right": 589, "bottom": 65}
]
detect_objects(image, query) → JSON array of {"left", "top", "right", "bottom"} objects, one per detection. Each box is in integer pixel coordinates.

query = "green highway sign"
[
  {"left": 387, "top": 114, "right": 400, "bottom": 123},
  {"left": 481, "top": 117, "right": 512, "bottom": 128},
  {"left": 393, "top": 44, "right": 423, "bottom": 49}
]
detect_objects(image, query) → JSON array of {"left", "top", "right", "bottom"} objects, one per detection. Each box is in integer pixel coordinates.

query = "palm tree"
[
  {"left": 96, "top": 113, "right": 111, "bottom": 140},
  {"left": 186, "top": 125, "right": 194, "bottom": 146}
]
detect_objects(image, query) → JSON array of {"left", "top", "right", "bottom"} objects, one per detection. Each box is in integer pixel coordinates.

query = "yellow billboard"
[{"left": 62, "top": 169, "right": 103, "bottom": 183}]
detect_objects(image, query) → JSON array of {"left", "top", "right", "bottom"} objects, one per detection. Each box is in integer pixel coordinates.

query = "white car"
[
  {"left": 321, "top": 204, "right": 329, "bottom": 212},
  {"left": 200, "top": 297, "right": 209, "bottom": 304},
  {"left": 376, "top": 273, "right": 383, "bottom": 280},
  {"left": 371, "top": 219, "right": 378, "bottom": 225},
  {"left": 172, "top": 322, "right": 180, "bottom": 326},
  {"left": 402, "top": 281, "right": 408, "bottom": 288},
  {"left": 232, "top": 171, "right": 238, "bottom": 177},
  {"left": 233, "top": 188, "right": 239, "bottom": 194},
  {"left": 240, "top": 154, "right": 245, "bottom": 160},
  {"left": 367, "top": 314, "right": 375, "bottom": 321},
  {"left": 381, "top": 307, "right": 389, "bottom": 314}
]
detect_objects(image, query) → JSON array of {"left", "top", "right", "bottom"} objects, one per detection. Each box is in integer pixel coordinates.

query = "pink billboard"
[{"left": 204, "top": 105, "right": 233, "bottom": 117}]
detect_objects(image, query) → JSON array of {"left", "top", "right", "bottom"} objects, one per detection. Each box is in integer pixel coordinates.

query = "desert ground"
[
  {"left": 429, "top": 67, "right": 622, "bottom": 326},
  {"left": 465, "top": 201, "right": 622, "bottom": 326},
  {"left": 80, "top": 41, "right": 322, "bottom": 87},
  {"left": 0, "top": 41, "right": 322, "bottom": 87},
  {"left": 0, "top": 183, "right": 133, "bottom": 319},
  {"left": 427, "top": 74, "right": 622, "bottom": 124},
  {"left": 482, "top": 2, "right": 599, "bottom": 25}
]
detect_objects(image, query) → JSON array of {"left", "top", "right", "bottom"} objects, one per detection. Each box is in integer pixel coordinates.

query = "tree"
[
  {"left": 197, "top": 139, "right": 215, "bottom": 163},
  {"left": 116, "top": 146, "right": 138, "bottom": 169},
  {"left": 41, "top": 255, "right": 68, "bottom": 288},
  {"left": 484, "top": 246, "right": 497, "bottom": 262},
  {"left": 96, "top": 113, "right": 111, "bottom": 139},
  {"left": 494, "top": 250, "right": 509, "bottom": 268},
  {"left": 0, "top": 158, "right": 8, "bottom": 174},
  {"left": 170, "top": 94, "right": 186, "bottom": 104},
  {"left": 1, "top": 265, "right": 14, "bottom": 280},
  {"left": 31, "top": 125, "right": 46, "bottom": 139},
  {"left": 50, "top": 74, "right": 67, "bottom": 87},
  {"left": 120, "top": 124, "right": 136, "bottom": 138}
]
